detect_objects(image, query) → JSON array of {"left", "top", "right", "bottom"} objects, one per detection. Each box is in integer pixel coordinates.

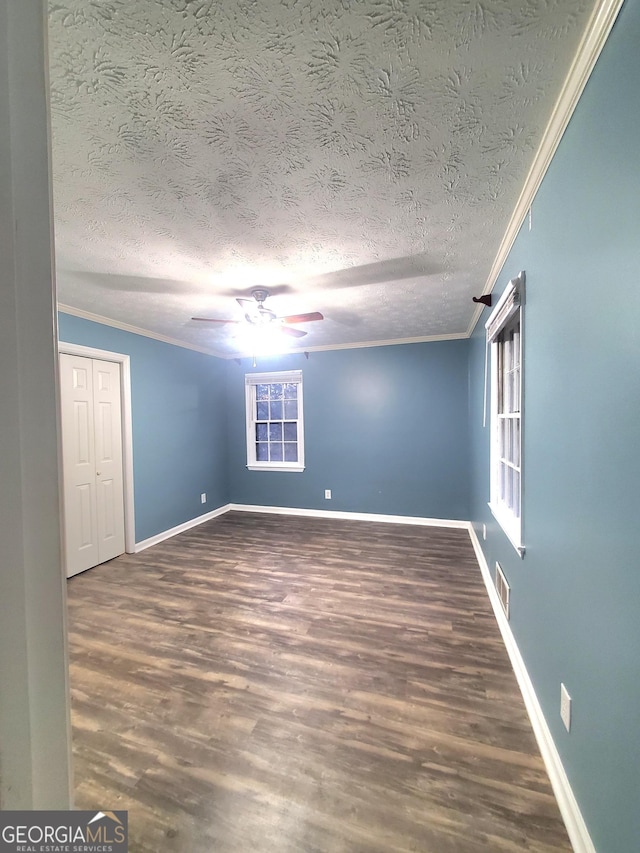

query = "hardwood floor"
[{"left": 66, "top": 512, "right": 571, "bottom": 852}]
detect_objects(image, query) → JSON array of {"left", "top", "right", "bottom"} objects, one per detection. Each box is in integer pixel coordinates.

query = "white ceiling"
[{"left": 48, "top": 0, "right": 594, "bottom": 358}]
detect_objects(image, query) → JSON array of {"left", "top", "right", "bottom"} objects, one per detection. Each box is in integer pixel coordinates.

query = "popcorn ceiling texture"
[{"left": 48, "top": 0, "right": 593, "bottom": 356}]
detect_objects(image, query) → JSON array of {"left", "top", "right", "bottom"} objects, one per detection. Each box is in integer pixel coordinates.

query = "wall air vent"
[{"left": 495, "top": 562, "right": 510, "bottom": 619}]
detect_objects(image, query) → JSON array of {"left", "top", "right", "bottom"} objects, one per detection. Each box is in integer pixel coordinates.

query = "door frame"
[{"left": 58, "top": 342, "right": 136, "bottom": 553}]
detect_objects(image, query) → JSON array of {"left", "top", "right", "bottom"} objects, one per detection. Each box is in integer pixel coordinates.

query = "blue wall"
[
  {"left": 58, "top": 313, "right": 228, "bottom": 542},
  {"left": 57, "top": 317, "right": 470, "bottom": 540},
  {"left": 225, "top": 341, "right": 470, "bottom": 520},
  {"left": 468, "top": 2, "right": 640, "bottom": 850}
]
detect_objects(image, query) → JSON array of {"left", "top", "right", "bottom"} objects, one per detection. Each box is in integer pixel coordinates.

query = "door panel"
[
  {"left": 99, "top": 479, "right": 116, "bottom": 537},
  {"left": 93, "top": 360, "right": 125, "bottom": 563},
  {"left": 73, "top": 399, "right": 92, "bottom": 464},
  {"left": 97, "top": 402, "right": 113, "bottom": 458},
  {"left": 76, "top": 483, "right": 96, "bottom": 550}
]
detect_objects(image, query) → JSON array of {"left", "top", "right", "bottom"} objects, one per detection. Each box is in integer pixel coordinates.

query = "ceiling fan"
[{"left": 192, "top": 288, "right": 324, "bottom": 338}]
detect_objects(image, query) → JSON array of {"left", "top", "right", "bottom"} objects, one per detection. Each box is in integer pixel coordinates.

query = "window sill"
[
  {"left": 247, "top": 464, "right": 305, "bottom": 473},
  {"left": 488, "top": 502, "right": 525, "bottom": 558}
]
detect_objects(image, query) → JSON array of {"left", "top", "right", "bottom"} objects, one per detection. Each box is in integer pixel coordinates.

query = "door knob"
[{"left": 96, "top": 471, "right": 101, "bottom": 476}]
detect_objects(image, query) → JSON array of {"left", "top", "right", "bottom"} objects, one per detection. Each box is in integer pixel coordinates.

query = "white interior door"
[{"left": 60, "top": 354, "right": 125, "bottom": 577}]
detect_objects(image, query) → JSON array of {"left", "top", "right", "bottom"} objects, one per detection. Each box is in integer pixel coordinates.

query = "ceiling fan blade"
[
  {"left": 236, "top": 297, "right": 255, "bottom": 308},
  {"left": 191, "top": 317, "right": 240, "bottom": 324},
  {"left": 280, "top": 326, "right": 307, "bottom": 338},
  {"left": 280, "top": 312, "right": 324, "bottom": 324}
]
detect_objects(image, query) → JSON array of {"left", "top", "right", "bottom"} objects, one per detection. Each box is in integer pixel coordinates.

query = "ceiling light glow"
[{"left": 236, "top": 322, "right": 290, "bottom": 358}]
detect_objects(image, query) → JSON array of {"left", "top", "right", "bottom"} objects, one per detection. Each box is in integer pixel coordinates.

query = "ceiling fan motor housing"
[{"left": 251, "top": 288, "right": 270, "bottom": 304}]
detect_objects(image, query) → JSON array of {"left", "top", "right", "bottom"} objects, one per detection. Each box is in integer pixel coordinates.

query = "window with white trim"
[
  {"left": 487, "top": 271, "right": 524, "bottom": 555},
  {"left": 245, "top": 370, "right": 304, "bottom": 472}
]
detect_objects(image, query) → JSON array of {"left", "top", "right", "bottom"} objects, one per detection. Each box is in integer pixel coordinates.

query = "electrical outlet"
[
  {"left": 200, "top": 493, "right": 206, "bottom": 504},
  {"left": 560, "top": 683, "right": 572, "bottom": 732},
  {"left": 482, "top": 523, "right": 487, "bottom": 540},
  {"left": 324, "top": 489, "right": 331, "bottom": 500}
]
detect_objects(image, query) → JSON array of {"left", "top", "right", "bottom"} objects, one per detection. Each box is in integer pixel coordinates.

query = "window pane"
[
  {"left": 505, "top": 463, "right": 510, "bottom": 504},
  {"left": 284, "top": 383, "right": 297, "bottom": 400},
  {"left": 270, "top": 400, "right": 283, "bottom": 420},
  {"left": 269, "top": 422, "right": 283, "bottom": 441},
  {"left": 270, "top": 383, "right": 283, "bottom": 400},
  {"left": 256, "top": 401, "right": 269, "bottom": 420},
  {"left": 500, "top": 419, "right": 507, "bottom": 459},
  {"left": 284, "top": 443, "right": 298, "bottom": 462},
  {"left": 507, "top": 465, "right": 514, "bottom": 510},
  {"left": 256, "top": 423, "right": 268, "bottom": 441},
  {"left": 283, "top": 422, "right": 297, "bottom": 441},
  {"left": 509, "top": 464, "right": 516, "bottom": 509},
  {"left": 256, "top": 384, "right": 269, "bottom": 401},
  {"left": 284, "top": 400, "right": 298, "bottom": 419},
  {"left": 256, "top": 442, "right": 268, "bottom": 461},
  {"left": 270, "top": 443, "right": 283, "bottom": 462},
  {"left": 498, "top": 341, "right": 506, "bottom": 413}
]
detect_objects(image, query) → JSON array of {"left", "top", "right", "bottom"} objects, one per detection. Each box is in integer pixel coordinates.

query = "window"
[
  {"left": 245, "top": 370, "right": 304, "bottom": 472},
  {"left": 487, "top": 271, "right": 524, "bottom": 555}
]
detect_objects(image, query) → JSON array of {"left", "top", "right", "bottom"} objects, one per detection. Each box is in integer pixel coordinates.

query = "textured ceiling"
[{"left": 48, "top": 0, "right": 594, "bottom": 357}]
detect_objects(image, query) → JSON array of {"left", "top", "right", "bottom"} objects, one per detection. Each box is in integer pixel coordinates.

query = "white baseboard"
[
  {"left": 228, "top": 503, "right": 470, "bottom": 529},
  {"left": 135, "top": 503, "right": 468, "bottom": 554},
  {"left": 467, "top": 525, "right": 596, "bottom": 853},
  {"left": 134, "top": 504, "right": 232, "bottom": 552}
]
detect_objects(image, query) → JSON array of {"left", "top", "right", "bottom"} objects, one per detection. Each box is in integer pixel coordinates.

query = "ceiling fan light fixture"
[
  {"left": 246, "top": 305, "right": 277, "bottom": 325},
  {"left": 238, "top": 319, "right": 290, "bottom": 358}
]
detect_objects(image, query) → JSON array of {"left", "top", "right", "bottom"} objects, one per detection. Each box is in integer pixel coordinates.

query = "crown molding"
[
  {"left": 225, "top": 331, "right": 467, "bottom": 360},
  {"left": 57, "top": 304, "right": 226, "bottom": 358},
  {"left": 466, "top": 0, "right": 626, "bottom": 337}
]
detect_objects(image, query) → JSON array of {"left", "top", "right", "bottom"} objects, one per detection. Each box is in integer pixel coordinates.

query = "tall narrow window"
[
  {"left": 487, "top": 272, "right": 524, "bottom": 555},
  {"left": 245, "top": 370, "right": 304, "bottom": 472}
]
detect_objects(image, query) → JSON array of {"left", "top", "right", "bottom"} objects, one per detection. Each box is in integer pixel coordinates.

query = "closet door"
[{"left": 60, "top": 354, "right": 125, "bottom": 577}]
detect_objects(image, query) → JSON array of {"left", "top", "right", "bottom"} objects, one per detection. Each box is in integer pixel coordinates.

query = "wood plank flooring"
[{"left": 66, "top": 512, "right": 571, "bottom": 852}]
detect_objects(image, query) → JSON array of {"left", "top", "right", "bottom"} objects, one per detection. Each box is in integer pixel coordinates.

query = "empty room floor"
[{"left": 66, "top": 512, "right": 571, "bottom": 852}]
